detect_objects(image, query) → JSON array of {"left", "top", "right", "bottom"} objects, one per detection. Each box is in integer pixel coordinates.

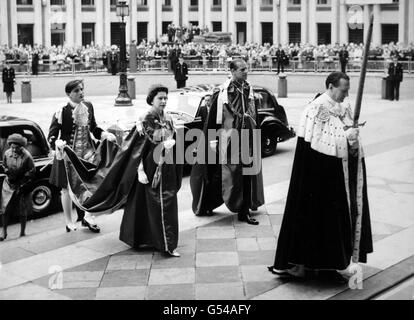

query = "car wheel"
[
  {"left": 31, "top": 182, "right": 54, "bottom": 214},
  {"left": 262, "top": 133, "right": 277, "bottom": 157}
]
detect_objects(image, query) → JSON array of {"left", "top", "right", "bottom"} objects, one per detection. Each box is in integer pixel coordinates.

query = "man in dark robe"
[
  {"left": 268, "top": 72, "right": 373, "bottom": 282},
  {"left": 190, "top": 59, "right": 265, "bottom": 225}
]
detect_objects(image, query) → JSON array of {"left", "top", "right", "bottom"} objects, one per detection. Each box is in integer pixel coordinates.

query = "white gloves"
[
  {"left": 137, "top": 161, "right": 149, "bottom": 185},
  {"left": 55, "top": 140, "right": 67, "bottom": 160},
  {"left": 101, "top": 131, "right": 117, "bottom": 143},
  {"left": 209, "top": 140, "right": 218, "bottom": 151},
  {"left": 345, "top": 128, "right": 359, "bottom": 149},
  {"left": 163, "top": 139, "right": 176, "bottom": 150}
]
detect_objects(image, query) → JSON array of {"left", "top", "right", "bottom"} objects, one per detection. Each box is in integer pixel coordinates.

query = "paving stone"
[
  {"left": 266, "top": 203, "right": 286, "bottom": 216},
  {"left": 196, "top": 239, "right": 237, "bottom": 252},
  {"left": 152, "top": 253, "right": 195, "bottom": 269},
  {"left": 100, "top": 270, "right": 150, "bottom": 287},
  {"left": 106, "top": 255, "right": 139, "bottom": 270},
  {"left": 66, "top": 256, "right": 110, "bottom": 272},
  {"left": 371, "top": 221, "right": 404, "bottom": 236},
  {"left": 195, "top": 282, "right": 245, "bottom": 300},
  {"left": 203, "top": 217, "right": 234, "bottom": 228},
  {"left": 235, "top": 226, "right": 274, "bottom": 238},
  {"left": 54, "top": 288, "right": 98, "bottom": 300},
  {"left": 0, "top": 247, "right": 35, "bottom": 265},
  {"left": 238, "top": 251, "right": 274, "bottom": 266},
  {"left": 146, "top": 284, "right": 195, "bottom": 300},
  {"left": 272, "top": 225, "right": 281, "bottom": 237},
  {"left": 389, "top": 183, "right": 414, "bottom": 193},
  {"left": 236, "top": 238, "right": 260, "bottom": 251},
  {"left": 197, "top": 227, "right": 235, "bottom": 239},
  {"left": 95, "top": 286, "right": 146, "bottom": 300},
  {"left": 196, "top": 252, "right": 239, "bottom": 267},
  {"left": 269, "top": 214, "right": 284, "bottom": 225},
  {"left": 244, "top": 280, "right": 286, "bottom": 299},
  {"left": 257, "top": 237, "right": 277, "bottom": 251},
  {"left": 0, "top": 283, "right": 70, "bottom": 300},
  {"left": 196, "top": 266, "right": 242, "bottom": 284},
  {"left": 113, "top": 248, "right": 155, "bottom": 256},
  {"left": 148, "top": 268, "right": 195, "bottom": 285},
  {"left": 241, "top": 265, "right": 278, "bottom": 282}
]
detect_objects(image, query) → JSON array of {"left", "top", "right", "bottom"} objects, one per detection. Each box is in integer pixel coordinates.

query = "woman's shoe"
[
  {"left": 0, "top": 234, "right": 7, "bottom": 241},
  {"left": 66, "top": 224, "right": 77, "bottom": 233},
  {"left": 167, "top": 250, "right": 181, "bottom": 258}
]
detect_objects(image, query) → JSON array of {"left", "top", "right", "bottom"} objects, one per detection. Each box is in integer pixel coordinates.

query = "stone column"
[
  {"left": 252, "top": 0, "right": 260, "bottom": 44},
  {"left": 300, "top": 0, "right": 308, "bottom": 44},
  {"left": 10, "top": 0, "right": 18, "bottom": 46},
  {"left": 173, "top": 0, "right": 180, "bottom": 26},
  {"left": 204, "top": 0, "right": 211, "bottom": 32},
  {"left": 130, "top": 0, "right": 137, "bottom": 43},
  {"left": 148, "top": 0, "right": 156, "bottom": 42},
  {"left": 363, "top": 4, "right": 370, "bottom": 42},
  {"left": 0, "top": 1, "right": 7, "bottom": 46},
  {"left": 228, "top": 0, "right": 236, "bottom": 44},
  {"left": 66, "top": 0, "right": 75, "bottom": 46},
  {"left": 222, "top": 0, "right": 228, "bottom": 32},
  {"left": 74, "top": 0, "right": 82, "bottom": 46},
  {"left": 372, "top": 4, "right": 381, "bottom": 46},
  {"left": 95, "top": 0, "right": 104, "bottom": 46},
  {"left": 279, "top": 0, "right": 288, "bottom": 45},
  {"left": 331, "top": 0, "right": 339, "bottom": 44},
  {"left": 34, "top": 0, "right": 43, "bottom": 46},
  {"left": 103, "top": 0, "right": 111, "bottom": 46},
  {"left": 44, "top": 0, "right": 51, "bottom": 47},
  {"left": 409, "top": 0, "right": 414, "bottom": 44},
  {"left": 182, "top": 0, "right": 189, "bottom": 30},
  {"left": 246, "top": 0, "right": 253, "bottom": 43},
  {"left": 273, "top": 0, "right": 279, "bottom": 45},
  {"left": 199, "top": 0, "right": 205, "bottom": 31},
  {"left": 156, "top": 0, "right": 162, "bottom": 42},
  {"left": 339, "top": 0, "right": 348, "bottom": 45},
  {"left": 309, "top": 0, "right": 317, "bottom": 45},
  {"left": 399, "top": 0, "right": 408, "bottom": 44}
]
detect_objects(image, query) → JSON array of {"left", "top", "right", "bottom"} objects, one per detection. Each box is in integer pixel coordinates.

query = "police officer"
[
  {"left": 388, "top": 56, "right": 404, "bottom": 101},
  {"left": 174, "top": 55, "right": 189, "bottom": 89},
  {"left": 2, "top": 61, "right": 16, "bottom": 103}
]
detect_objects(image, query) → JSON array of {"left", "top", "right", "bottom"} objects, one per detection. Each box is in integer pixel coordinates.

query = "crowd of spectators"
[
  {"left": 1, "top": 41, "right": 413, "bottom": 74},
  {"left": 165, "top": 23, "right": 210, "bottom": 44}
]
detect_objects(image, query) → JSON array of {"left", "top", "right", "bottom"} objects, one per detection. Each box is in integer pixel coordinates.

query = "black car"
[
  {"left": 165, "top": 85, "right": 296, "bottom": 157},
  {"left": 0, "top": 116, "right": 60, "bottom": 216}
]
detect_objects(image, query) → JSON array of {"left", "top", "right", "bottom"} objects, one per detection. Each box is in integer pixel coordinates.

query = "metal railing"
[{"left": 4, "top": 56, "right": 412, "bottom": 75}]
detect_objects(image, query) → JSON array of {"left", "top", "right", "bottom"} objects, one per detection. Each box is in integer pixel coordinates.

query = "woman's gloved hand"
[
  {"left": 137, "top": 161, "right": 149, "bottom": 185},
  {"left": 55, "top": 140, "right": 67, "bottom": 160},
  {"left": 345, "top": 127, "right": 360, "bottom": 150}
]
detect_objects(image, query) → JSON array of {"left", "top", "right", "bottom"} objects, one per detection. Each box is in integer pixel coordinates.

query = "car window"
[
  {"left": 165, "top": 95, "right": 202, "bottom": 119},
  {"left": 0, "top": 125, "right": 45, "bottom": 160},
  {"left": 255, "top": 90, "right": 273, "bottom": 111}
]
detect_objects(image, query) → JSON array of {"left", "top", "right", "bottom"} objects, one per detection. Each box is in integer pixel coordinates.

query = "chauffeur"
[{"left": 48, "top": 79, "right": 116, "bottom": 233}]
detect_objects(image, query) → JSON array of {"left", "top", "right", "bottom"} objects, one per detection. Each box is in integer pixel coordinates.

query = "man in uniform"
[
  {"left": 48, "top": 80, "right": 116, "bottom": 233},
  {"left": 174, "top": 55, "right": 189, "bottom": 89},
  {"left": 190, "top": 59, "right": 265, "bottom": 225},
  {"left": 268, "top": 72, "right": 373, "bottom": 282},
  {"left": 338, "top": 44, "right": 349, "bottom": 74},
  {"left": 2, "top": 61, "right": 16, "bottom": 103}
]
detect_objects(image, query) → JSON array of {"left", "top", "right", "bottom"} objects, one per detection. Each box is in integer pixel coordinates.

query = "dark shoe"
[
  {"left": 197, "top": 209, "right": 215, "bottom": 217},
  {"left": 0, "top": 233, "right": 7, "bottom": 241},
  {"left": 238, "top": 213, "right": 259, "bottom": 225},
  {"left": 66, "top": 224, "right": 77, "bottom": 233},
  {"left": 166, "top": 250, "right": 181, "bottom": 258},
  {"left": 82, "top": 219, "right": 101, "bottom": 233}
]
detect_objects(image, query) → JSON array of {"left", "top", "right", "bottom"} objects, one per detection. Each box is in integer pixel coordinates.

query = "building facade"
[{"left": 1, "top": 0, "right": 413, "bottom": 47}]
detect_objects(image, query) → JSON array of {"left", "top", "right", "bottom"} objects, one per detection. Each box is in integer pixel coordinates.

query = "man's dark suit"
[{"left": 388, "top": 62, "right": 404, "bottom": 101}]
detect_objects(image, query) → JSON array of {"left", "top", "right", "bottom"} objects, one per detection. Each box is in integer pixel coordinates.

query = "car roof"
[
  {"left": 0, "top": 116, "right": 38, "bottom": 126},
  {"left": 178, "top": 84, "right": 273, "bottom": 94}
]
